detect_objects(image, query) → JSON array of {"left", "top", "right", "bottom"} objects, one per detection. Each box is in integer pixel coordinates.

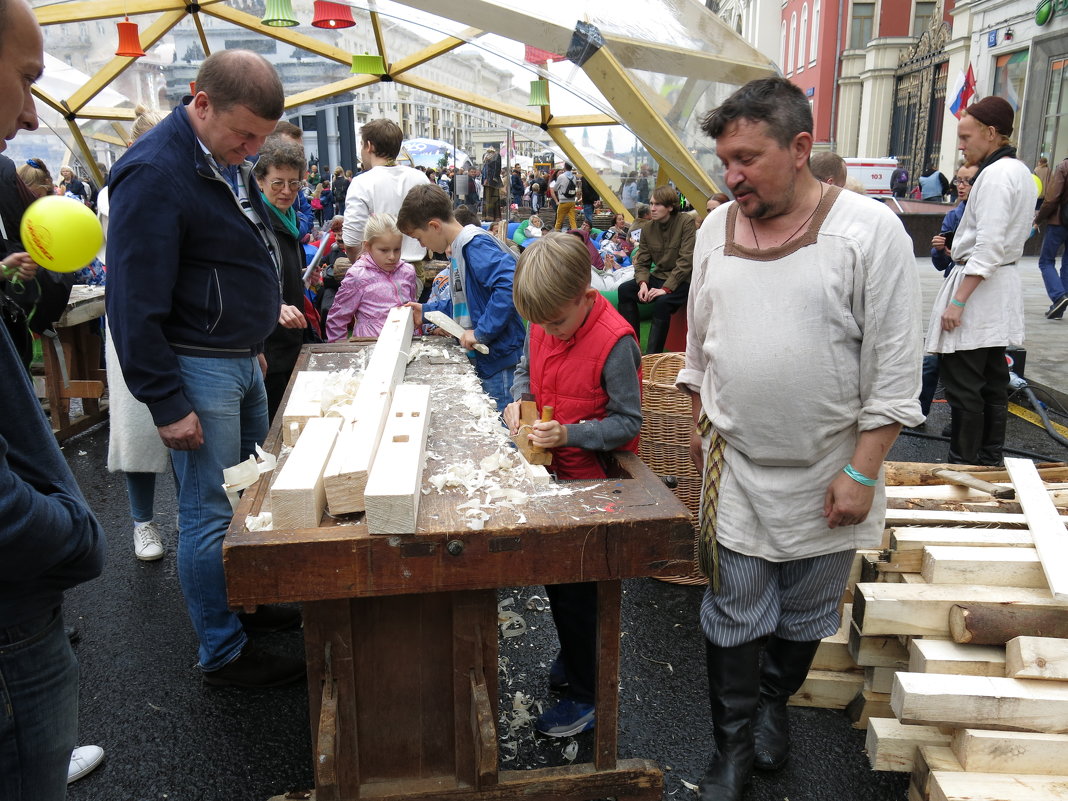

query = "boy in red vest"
[{"left": 505, "top": 233, "right": 642, "bottom": 737}]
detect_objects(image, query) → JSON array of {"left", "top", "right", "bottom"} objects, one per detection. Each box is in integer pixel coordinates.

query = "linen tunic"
[
  {"left": 925, "top": 157, "right": 1035, "bottom": 354},
  {"left": 676, "top": 187, "right": 923, "bottom": 561}
]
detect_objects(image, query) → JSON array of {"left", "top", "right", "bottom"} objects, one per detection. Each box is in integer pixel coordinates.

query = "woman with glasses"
[{"left": 253, "top": 138, "right": 314, "bottom": 421}]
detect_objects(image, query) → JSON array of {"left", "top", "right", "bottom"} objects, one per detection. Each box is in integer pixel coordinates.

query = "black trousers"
[
  {"left": 617, "top": 276, "right": 689, "bottom": 353},
  {"left": 939, "top": 347, "right": 1009, "bottom": 414},
  {"left": 545, "top": 582, "right": 597, "bottom": 704}
]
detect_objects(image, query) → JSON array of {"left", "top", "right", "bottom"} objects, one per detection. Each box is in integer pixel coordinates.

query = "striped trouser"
[{"left": 699, "top": 545, "right": 855, "bottom": 647}]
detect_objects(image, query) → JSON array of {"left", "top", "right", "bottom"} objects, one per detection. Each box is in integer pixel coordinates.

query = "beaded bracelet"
[
  {"left": 843, "top": 463, "right": 877, "bottom": 487},
  {"left": 950, "top": 298, "right": 966, "bottom": 308}
]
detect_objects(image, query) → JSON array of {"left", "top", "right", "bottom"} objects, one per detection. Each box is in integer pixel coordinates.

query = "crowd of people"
[{"left": 0, "top": 1, "right": 1062, "bottom": 797}]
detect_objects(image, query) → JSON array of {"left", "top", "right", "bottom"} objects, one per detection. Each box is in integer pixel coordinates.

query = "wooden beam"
[
  {"left": 1005, "top": 457, "right": 1068, "bottom": 600},
  {"left": 192, "top": 9, "right": 211, "bottom": 57},
  {"left": 1006, "top": 636, "right": 1068, "bottom": 681},
  {"left": 369, "top": 10, "right": 388, "bottom": 66},
  {"left": 546, "top": 114, "right": 620, "bottom": 128},
  {"left": 847, "top": 619, "right": 910, "bottom": 668},
  {"left": 951, "top": 728, "right": 1068, "bottom": 773},
  {"left": 281, "top": 371, "right": 329, "bottom": 446},
  {"left": 865, "top": 665, "right": 900, "bottom": 695},
  {"left": 845, "top": 688, "right": 893, "bottom": 729},
  {"left": 930, "top": 770, "right": 1068, "bottom": 801},
  {"left": 270, "top": 416, "right": 342, "bottom": 531},
  {"left": 812, "top": 604, "right": 857, "bottom": 672},
  {"left": 891, "top": 672, "right": 1068, "bottom": 733},
  {"left": 32, "top": 0, "right": 225, "bottom": 25},
  {"left": 364, "top": 384, "right": 432, "bottom": 535},
  {"left": 890, "top": 527, "right": 1034, "bottom": 551},
  {"left": 202, "top": 4, "right": 353, "bottom": 66},
  {"left": 853, "top": 583, "right": 1067, "bottom": 638},
  {"left": 913, "top": 745, "right": 962, "bottom": 800},
  {"left": 885, "top": 508, "right": 1029, "bottom": 527},
  {"left": 63, "top": 115, "right": 103, "bottom": 186},
  {"left": 77, "top": 106, "right": 137, "bottom": 121},
  {"left": 865, "top": 718, "right": 952, "bottom": 772},
  {"left": 285, "top": 75, "right": 381, "bottom": 111},
  {"left": 392, "top": 73, "right": 541, "bottom": 126},
  {"left": 921, "top": 545, "right": 1046, "bottom": 588},
  {"left": 950, "top": 602, "right": 1068, "bottom": 645},
  {"left": 908, "top": 639, "right": 1005, "bottom": 677},
  {"left": 788, "top": 668, "right": 864, "bottom": 709}
]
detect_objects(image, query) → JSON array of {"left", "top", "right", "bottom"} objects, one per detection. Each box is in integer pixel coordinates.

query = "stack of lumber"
[{"left": 848, "top": 459, "right": 1068, "bottom": 801}]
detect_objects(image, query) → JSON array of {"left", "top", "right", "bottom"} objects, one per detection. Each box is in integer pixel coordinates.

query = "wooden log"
[
  {"left": 920, "top": 545, "right": 1046, "bottom": 588},
  {"left": 883, "top": 461, "right": 1068, "bottom": 486},
  {"left": 270, "top": 416, "right": 342, "bottom": 530},
  {"left": 865, "top": 717, "right": 952, "bottom": 772},
  {"left": 364, "top": 384, "right": 432, "bottom": 535},
  {"left": 1006, "top": 636, "right": 1068, "bottom": 681},
  {"left": 908, "top": 638, "right": 1005, "bottom": 677},
  {"left": 1005, "top": 457, "right": 1068, "bottom": 601},
  {"left": 949, "top": 602, "right": 1068, "bottom": 645},
  {"left": 890, "top": 527, "right": 1034, "bottom": 551},
  {"left": 929, "top": 770, "right": 1068, "bottom": 801},
  {"left": 854, "top": 583, "right": 1065, "bottom": 638},
  {"left": 281, "top": 370, "right": 329, "bottom": 446},
  {"left": 847, "top": 619, "right": 909, "bottom": 668},
  {"left": 788, "top": 668, "right": 864, "bottom": 709},
  {"left": 885, "top": 509, "right": 1029, "bottom": 528},
  {"left": 892, "top": 672, "right": 1068, "bottom": 733},
  {"left": 951, "top": 728, "right": 1068, "bottom": 773}
]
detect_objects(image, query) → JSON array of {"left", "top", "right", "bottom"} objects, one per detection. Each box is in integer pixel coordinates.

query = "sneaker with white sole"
[
  {"left": 535, "top": 698, "right": 595, "bottom": 737},
  {"left": 68, "top": 744, "right": 104, "bottom": 783},
  {"left": 133, "top": 520, "right": 164, "bottom": 561}
]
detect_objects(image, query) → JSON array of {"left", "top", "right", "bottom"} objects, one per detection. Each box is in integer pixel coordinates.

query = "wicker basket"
[{"left": 638, "top": 352, "right": 706, "bottom": 586}]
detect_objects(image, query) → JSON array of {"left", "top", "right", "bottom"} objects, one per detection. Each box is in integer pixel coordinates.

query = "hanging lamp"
[
  {"left": 351, "top": 53, "right": 386, "bottom": 75},
  {"left": 528, "top": 79, "right": 550, "bottom": 106},
  {"left": 312, "top": 1, "right": 356, "bottom": 28},
  {"left": 115, "top": 17, "right": 146, "bottom": 58},
  {"left": 261, "top": 0, "right": 299, "bottom": 27}
]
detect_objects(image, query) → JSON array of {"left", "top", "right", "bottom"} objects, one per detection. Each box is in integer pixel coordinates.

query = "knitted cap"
[{"left": 966, "top": 96, "right": 1014, "bottom": 136}]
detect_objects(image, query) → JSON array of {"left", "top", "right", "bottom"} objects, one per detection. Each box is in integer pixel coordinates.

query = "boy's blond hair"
[
  {"left": 513, "top": 233, "right": 592, "bottom": 323},
  {"left": 362, "top": 212, "right": 401, "bottom": 245}
]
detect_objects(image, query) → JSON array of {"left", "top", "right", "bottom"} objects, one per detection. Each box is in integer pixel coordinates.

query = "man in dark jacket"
[
  {"left": 106, "top": 50, "right": 304, "bottom": 690},
  {"left": 0, "top": 2, "right": 106, "bottom": 798},
  {"left": 1036, "top": 155, "right": 1068, "bottom": 319}
]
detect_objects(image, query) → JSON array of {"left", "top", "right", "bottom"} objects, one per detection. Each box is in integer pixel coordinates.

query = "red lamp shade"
[
  {"left": 115, "top": 17, "right": 146, "bottom": 58},
  {"left": 311, "top": 1, "right": 356, "bottom": 28}
]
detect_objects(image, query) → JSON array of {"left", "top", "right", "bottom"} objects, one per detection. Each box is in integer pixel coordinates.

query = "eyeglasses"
[{"left": 269, "top": 179, "right": 301, "bottom": 191}]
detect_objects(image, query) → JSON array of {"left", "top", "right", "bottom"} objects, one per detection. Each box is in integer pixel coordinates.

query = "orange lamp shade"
[
  {"left": 115, "top": 18, "right": 146, "bottom": 58},
  {"left": 311, "top": 1, "right": 356, "bottom": 28}
]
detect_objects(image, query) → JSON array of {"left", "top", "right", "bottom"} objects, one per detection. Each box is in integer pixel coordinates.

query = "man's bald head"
[
  {"left": 194, "top": 50, "right": 284, "bottom": 121},
  {"left": 0, "top": 0, "right": 43, "bottom": 151}
]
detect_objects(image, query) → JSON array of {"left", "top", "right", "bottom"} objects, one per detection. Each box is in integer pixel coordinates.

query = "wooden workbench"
[{"left": 225, "top": 343, "right": 694, "bottom": 801}]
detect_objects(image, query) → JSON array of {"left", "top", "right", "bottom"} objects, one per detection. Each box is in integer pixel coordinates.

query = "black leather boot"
[
  {"left": 646, "top": 316, "right": 670, "bottom": 354},
  {"left": 977, "top": 404, "right": 1008, "bottom": 466},
  {"left": 697, "top": 638, "right": 764, "bottom": 801},
  {"left": 948, "top": 407, "right": 985, "bottom": 465},
  {"left": 752, "top": 636, "right": 822, "bottom": 771}
]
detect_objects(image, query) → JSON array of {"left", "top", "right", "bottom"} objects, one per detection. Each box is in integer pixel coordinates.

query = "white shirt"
[
  {"left": 677, "top": 187, "right": 923, "bottom": 560},
  {"left": 342, "top": 164, "right": 430, "bottom": 262},
  {"left": 925, "top": 156, "right": 1036, "bottom": 354}
]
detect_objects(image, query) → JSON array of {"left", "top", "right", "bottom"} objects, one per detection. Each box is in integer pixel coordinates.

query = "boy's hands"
[
  {"left": 403, "top": 301, "right": 423, "bottom": 326},
  {"left": 530, "top": 419, "right": 567, "bottom": 449},
  {"left": 503, "top": 401, "right": 521, "bottom": 435}
]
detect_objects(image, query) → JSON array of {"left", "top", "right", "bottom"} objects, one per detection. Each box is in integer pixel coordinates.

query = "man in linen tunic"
[
  {"left": 925, "top": 96, "right": 1034, "bottom": 466},
  {"left": 677, "top": 77, "right": 923, "bottom": 801}
]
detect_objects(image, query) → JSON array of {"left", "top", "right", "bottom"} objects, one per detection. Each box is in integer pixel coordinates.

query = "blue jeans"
[
  {"left": 582, "top": 203, "right": 595, "bottom": 223},
  {"left": 1038, "top": 224, "right": 1068, "bottom": 303},
  {"left": 0, "top": 608, "right": 79, "bottom": 801},
  {"left": 125, "top": 471, "right": 157, "bottom": 522},
  {"left": 479, "top": 365, "right": 516, "bottom": 414},
  {"left": 172, "top": 355, "right": 267, "bottom": 671}
]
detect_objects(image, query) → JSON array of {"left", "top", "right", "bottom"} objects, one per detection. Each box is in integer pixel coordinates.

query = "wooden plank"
[
  {"left": 865, "top": 717, "right": 951, "bottom": 772},
  {"left": 853, "top": 583, "right": 1066, "bottom": 638},
  {"left": 365, "top": 384, "right": 432, "bottom": 535},
  {"left": 789, "top": 669, "right": 864, "bottom": 709},
  {"left": 269, "top": 416, "right": 342, "bottom": 530},
  {"left": 930, "top": 770, "right": 1068, "bottom": 801},
  {"left": 951, "top": 728, "right": 1068, "bottom": 773},
  {"left": 1006, "top": 636, "right": 1068, "bottom": 681},
  {"left": 950, "top": 602, "right": 1068, "bottom": 645},
  {"left": 912, "top": 746, "right": 962, "bottom": 801},
  {"left": 846, "top": 689, "right": 893, "bottom": 729},
  {"left": 1005, "top": 457, "right": 1068, "bottom": 601},
  {"left": 891, "top": 672, "right": 1068, "bottom": 733},
  {"left": 884, "top": 461, "right": 1068, "bottom": 486},
  {"left": 885, "top": 509, "right": 1028, "bottom": 528},
  {"left": 908, "top": 639, "right": 1005, "bottom": 677},
  {"left": 890, "top": 527, "right": 1034, "bottom": 550},
  {"left": 848, "top": 619, "right": 910, "bottom": 668},
  {"left": 812, "top": 604, "right": 858, "bottom": 672},
  {"left": 865, "top": 665, "right": 899, "bottom": 695},
  {"left": 281, "top": 370, "right": 329, "bottom": 446},
  {"left": 921, "top": 545, "right": 1046, "bottom": 588}
]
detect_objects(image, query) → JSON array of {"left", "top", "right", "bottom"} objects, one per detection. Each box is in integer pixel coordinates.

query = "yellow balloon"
[{"left": 19, "top": 195, "right": 103, "bottom": 273}]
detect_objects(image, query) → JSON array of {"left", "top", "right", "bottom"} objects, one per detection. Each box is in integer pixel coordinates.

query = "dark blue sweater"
[
  {"left": 106, "top": 103, "right": 281, "bottom": 427},
  {"left": 0, "top": 324, "right": 104, "bottom": 626}
]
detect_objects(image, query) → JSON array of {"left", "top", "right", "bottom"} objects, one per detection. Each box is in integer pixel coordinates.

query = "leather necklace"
[{"left": 747, "top": 184, "right": 825, "bottom": 249}]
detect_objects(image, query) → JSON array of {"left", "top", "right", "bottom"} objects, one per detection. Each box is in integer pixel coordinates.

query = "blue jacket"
[
  {"left": 931, "top": 201, "right": 967, "bottom": 276},
  {"left": 423, "top": 228, "right": 524, "bottom": 377},
  {"left": 0, "top": 324, "right": 104, "bottom": 627},
  {"left": 106, "top": 102, "right": 281, "bottom": 427}
]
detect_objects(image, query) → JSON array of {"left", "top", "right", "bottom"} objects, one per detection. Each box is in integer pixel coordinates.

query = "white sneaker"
[
  {"left": 133, "top": 520, "right": 164, "bottom": 561},
  {"left": 68, "top": 744, "right": 104, "bottom": 783}
]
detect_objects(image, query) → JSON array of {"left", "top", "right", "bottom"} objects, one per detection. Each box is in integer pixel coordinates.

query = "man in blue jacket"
[
  {"left": 0, "top": 1, "right": 106, "bottom": 797},
  {"left": 106, "top": 50, "right": 304, "bottom": 689}
]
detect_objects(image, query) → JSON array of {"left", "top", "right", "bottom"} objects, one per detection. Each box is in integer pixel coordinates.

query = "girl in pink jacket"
[{"left": 325, "top": 213, "right": 419, "bottom": 341}]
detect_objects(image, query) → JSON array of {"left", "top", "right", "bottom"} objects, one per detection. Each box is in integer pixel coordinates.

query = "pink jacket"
[{"left": 325, "top": 252, "right": 419, "bottom": 341}]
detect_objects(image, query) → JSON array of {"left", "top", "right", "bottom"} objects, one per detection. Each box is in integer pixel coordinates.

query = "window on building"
[
  {"left": 849, "top": 2, "right": 874, "bottom": 50},
  {"left": 1042, "top": 57, "right": 1068, "bottom": 163},
  {"left": 992, "top": 50, "right": 1029, "bottom": 135},
  {"left": 780, "top": 20, "right": 787, "bottom": 69},
  {"left": 913, "top": 1, "right": 936, "bottom": 35},
  {"left": 810, "top": 0, "right": 821, "bottom": 63},
  {"left": 788, "top": 12, "right": 797, "bottom": 75},
  {"left": 798, "top": 4, "right": 809, "bottom": 72}
]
